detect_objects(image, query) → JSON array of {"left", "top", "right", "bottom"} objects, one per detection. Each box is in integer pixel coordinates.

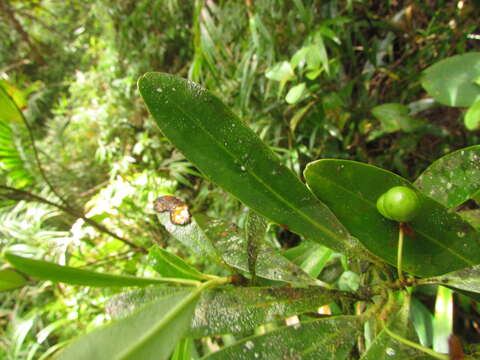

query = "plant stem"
[
  {"left": 397, "top": 224, "right": 405, "bottom": 284},
  {"left": 383, "top": 325, "right": 449, "bottom": 360}
]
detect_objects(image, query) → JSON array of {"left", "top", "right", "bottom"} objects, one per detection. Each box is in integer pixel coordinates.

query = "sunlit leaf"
[
  {"left": 415, "top": 146, "right": 480, "bottom": 209},
  {"left": 0, "top": 267, "right": 28, "bottom": 291},
  {"left": 305, "top": 159, "right": 480, "bottom": 277},
  {"left": 465, "top": 100, "right": 480, "bottom": 131},
  {"left": 421, "top": 52, "right": 480, "bottom": 107},
  {"left": 4, "top": 252, "right": 181, "bottom": 287},
  {"left": 433, "top": 286, "right": 453, "bottom": 353},
  {"left": 202, "top": 316, "right": 362, "bottom": 359},
  {"left": 149, "top": 245, "right": 206, "bottom": 281}
]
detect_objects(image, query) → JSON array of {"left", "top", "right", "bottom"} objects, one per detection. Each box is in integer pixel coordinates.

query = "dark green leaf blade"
[
  {"left": 304, "top": 160, "right": 480, "bottom": 277},
  {"left": 245, "top": 210, "right": 268, "bottom": 284},
  {"left": 202, "top": 316, "right": 362, "bottom": 359},
  {"left": 56, "top": 289, "right": 197, "bottom": 360},
  {"left": 149, "top": 245, "right": 206, "bottom": 281},
  {"left": 414, "top": 146, "right": 480, "bottom": 209},
  {"left": 421, "top": 52, "right": 480, "bottom": 107},
  {"left": 4, "top": 252, "right": 178, "bottom": 287},
  {"left": 0, "top": 267, "right": 28, "bottom": 291},
  {"left": 138, "top": 72, "right": 352, "bottom": 254}
]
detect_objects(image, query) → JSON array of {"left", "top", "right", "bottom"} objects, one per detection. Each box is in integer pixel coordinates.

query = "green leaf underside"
[
  {"left": 427, "top": 265, "right": 480, "bottom": 294},
  {"left": 107, "top": 286, "right": 347, "bottom": 337},
  {"left": 5, "top": 252, "right": 177, "bottom": 287},
  {"left": 196, "top": 214, "right": 320, "bottom": 285},
  {"left": 139, "top": 72, "right": 352, "bottom": 254},
  {"left": 304, "top": 160, "right": 480, "bottom": 277},
  {"left": 148, "top": 245, "right": 206, "bottom": 281},
  {"left": 414, "top": 145, "right": 480, "bottom": 209},
  {"left": 0, "top": 267, "right": 28, "bottom": 291},
  {"left": 245, "top": 210, "right": 268, "bottom": 283},
  {"left": 202, "top": 316, "right": 362, "bottom": 360},
  {"left": 421, "top": 52, "right": 480, "bottom": 107},
  {"left": 158, "top": 212, "right": 320, "bottom": 285},
  {"left": 56, "top": 290, "right": 197, "bottom": 360}
]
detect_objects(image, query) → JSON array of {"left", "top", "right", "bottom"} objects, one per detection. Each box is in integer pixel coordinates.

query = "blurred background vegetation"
[{"left": 0, "top": 0, "right": 479, "bottom": 358}]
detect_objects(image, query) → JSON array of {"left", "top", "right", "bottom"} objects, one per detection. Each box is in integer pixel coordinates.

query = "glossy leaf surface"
[
  {"left": 305, "top": 160, "right": 480, "bottom": 277},
  {"left": 421, "top": 52, "right": 480, "bottom": 107},
  {"left": 245, "top": 210, "right": 268, "bottom": 284},
  {"left": 149, "top": 245, "right": 206, "bottom": 281},
  {"left": 139, "top": 72, "right": 352, "bottom": 254},
  {"left": 414, "top": 146, "right": 480, "bottom": 209},
  {"left": 0, "top": 267, "right": 28, "bottom": 291},
  {"left": 202, "top": 316, "right": 362, "bottom": 359},
  {"left": 5, "top": 252, "right": 177, "bottom": 287},
  {"left": 56, "top": 289, "right": 196, "bottom": 360}
]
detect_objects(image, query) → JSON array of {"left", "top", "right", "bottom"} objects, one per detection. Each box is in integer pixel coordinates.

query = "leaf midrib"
[
  {"left": 162, "top": 86, "right": 344, "bottom": 246},
  {"left": 307, "top": 170, "right": 474, "bottom": 267}
]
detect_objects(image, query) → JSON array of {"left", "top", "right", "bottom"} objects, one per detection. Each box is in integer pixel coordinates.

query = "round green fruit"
[{"left": 376, "top": 186, "right": 420, "bottom": 222}]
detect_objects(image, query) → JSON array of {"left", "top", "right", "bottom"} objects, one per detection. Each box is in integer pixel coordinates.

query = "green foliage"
[{"left": 1, "top": 1, "right": 480, "bottom": 359}]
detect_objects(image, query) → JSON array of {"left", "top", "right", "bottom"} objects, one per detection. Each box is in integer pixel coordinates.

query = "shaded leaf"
[
  {"left": 56, "top": 289, "right": 197, "bottom": 360},
  {"left": 149, "top": 245, "right": 206, "bottom": 281},
  {"left": 421, "top": 52, "right": 480, "bottom": 107},
  {"left": 371, "top": 103, "right": 425, "bottom": 133},
  {"left": 0, "top": 267, "right": 28, "bottom": 291},
  {"left": 202, "top": 316, "right": 362, "bottom": 360},
  {"left": 458, "top": 209, "right": 480, "bottom": 231},
  {"left": 4, "top": 252, "right": 181, "bottom": 287},
  {"left": 410, "top": 298, "right": 434, "bottom": 348},
  {"left": 304, "top": 159, "right": 480, "bottom": 277},
  {"left": 414, "top": 146, "right": 480, "bottom": 209},
  {"left": 138, "top": 72, "right": 355, "bottom": 255},
  {"left": 433, "top": 286, "right": 453, "bottom": 353}
]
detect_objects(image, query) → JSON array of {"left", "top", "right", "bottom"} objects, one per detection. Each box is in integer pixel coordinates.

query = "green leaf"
[
  {"left": 265, "top": 61, "right": 295, "bottom": 83},
  {"left": 0, "top": 83, "right": 24, "bottom": 123},
  {"left": 156, "top": 213, "right": 225, "bottom": 267},
  {"left": 433, "top": 286, "right": 453, "bottom": 353},
  {"left": 196, "top": 215, "right": 321, "bottom": 285},
  {"left": 4, "top": 252, "right": 182, "bottom": 287},
  {"left": 191, "top": 286, "right": 348, "bottom": 337},
  {"left": 304, "top": 160, "right": 480, "bottom": 277},
  {"left": 410, "top": 298, "right": 434, "bottom": 348},
  {"left": 465, "top": 100, "right": 480, "bottom": 130},
  {"left": 424, "top": 265, "right": 480, "bottom": 294},
  {"left": 371, "top": 103, "right": 425, "bottom": 133},
  {"left": 414, "top": 146, "right": 480, "bottom": 209},
  {"left": 202, "top": 316, "right": 362, "bottom": 359},
  {"left": 245, "top": 210, "right": 268, "bottom": 284},
  {"left": 361, "top": 294, "right": 428, "bottom": 359},
  {"left": 0, "top": 267, "right": 28, "bottom": 291},
  {"left": 290, "top": 101, "right": 314, "bottom": 133},
  {"left": 107, "top": 286, "right": 349, "bottom": 338},
  {"left": 458, "top": 209, "right": 480, "bottom": 231},
  {"left": 55, "top": 289, "right": 198, "bottom": 360},
  {"left": 285, "top": 82, "right": 307, "bottom": 104},
  {"left": 171, "top": 338, "right": 197, "bottom": 360},
  {"left": 139, "top": 73, "right": 354, "bottom": 255},
  {"left": 421, "top": 52, "right": 480, "bottom": 107},
  {"left": 148, "top": 245, "right": 206, "bottom": 281}
]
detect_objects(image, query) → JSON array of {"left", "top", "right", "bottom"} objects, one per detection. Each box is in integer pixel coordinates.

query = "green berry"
[{"left": 377, "top": 186, "right": 420, "bottom": 222}]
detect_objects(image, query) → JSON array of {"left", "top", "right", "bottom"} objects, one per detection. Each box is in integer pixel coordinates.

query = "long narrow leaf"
[
  {"left": 4, "top": 252, "right": 190, "bottom": 287},
  {"left": 138, "top": 73, "right": 356, "bottom": 255}
]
